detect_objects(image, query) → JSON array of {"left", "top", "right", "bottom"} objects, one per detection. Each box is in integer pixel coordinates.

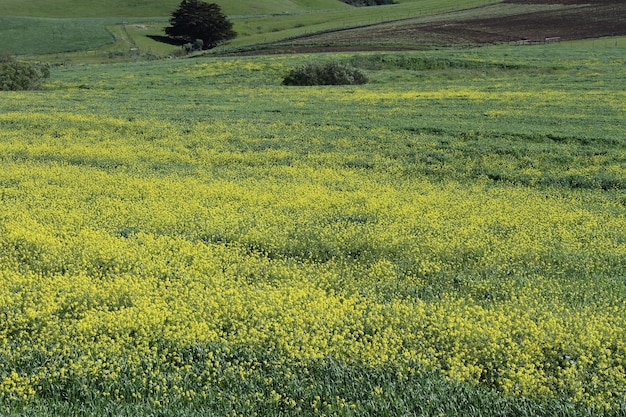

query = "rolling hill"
[
  {"left": 0, "top": 0, "right": 500, "bottom": 58},
  {"left": 0, "top": 0, "right": 348, "bottom": 57},
  {"left": 255, "top": 0, "right": 626, "bottom": 53},
  {"left": 1, "top": 0, "right": 624, "bottom": 65},
  {"left": 0, "top": 0, "right": 349, "bottom": 18}
]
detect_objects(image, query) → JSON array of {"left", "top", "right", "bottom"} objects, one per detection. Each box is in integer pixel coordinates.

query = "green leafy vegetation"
[
  {"left": 0, "top": 41, "right": 625, "bottom": 416},
  {"left": 282, "top": 60, "right": 367, "bottom": 85},
  {"left": 0, "top": 54, "right": 49, "bottom": 90}
]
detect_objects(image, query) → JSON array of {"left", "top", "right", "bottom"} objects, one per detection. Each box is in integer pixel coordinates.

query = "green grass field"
[
  {"left": 0, "top": 0, "right": 499, "bottom": 59},
  {"left": 1, "top": 39, "right": 625, "bottom": 415},
  {"left": 2, "top": 0, "right": 626, "bottom": 415},
  {"left": 0, "top": 0, "right": 346, "bottom": 18},
  {"left": 0, "top": 16, "right": 118, "bottom": 56}
]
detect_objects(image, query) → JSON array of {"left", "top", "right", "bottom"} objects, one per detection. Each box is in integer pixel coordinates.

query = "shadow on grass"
[{"left": 147, "top": 35, "right": 187, "bottom": 47}]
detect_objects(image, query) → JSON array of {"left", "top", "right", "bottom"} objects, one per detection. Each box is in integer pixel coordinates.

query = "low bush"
[
  {"left": 0, "top": 54, "right": 50, "bottom": 91},
  {"left": 282, "top": 61, "right": 368, "bottom": 86}
]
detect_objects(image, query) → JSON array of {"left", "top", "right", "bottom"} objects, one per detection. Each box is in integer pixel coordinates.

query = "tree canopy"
[{"left": 165, "top": 0, "right": 236, "bottom": 50}]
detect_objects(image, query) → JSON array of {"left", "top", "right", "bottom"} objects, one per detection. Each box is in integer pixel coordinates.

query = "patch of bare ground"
[
  {"left": 228, "top": 0, "right": 625, "bottom": 55},
  {"left": 420, "top": 1, "right": 626, "bottom": 43},
  {"left": 504, "top": 0, "right": 620, "bottom": 5}
]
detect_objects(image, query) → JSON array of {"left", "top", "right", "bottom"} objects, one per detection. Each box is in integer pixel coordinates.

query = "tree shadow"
[{"left": 147, "top": 35, "right": 187, "bottom": 46}]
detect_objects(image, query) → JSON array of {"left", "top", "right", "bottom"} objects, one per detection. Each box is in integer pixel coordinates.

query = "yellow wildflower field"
[{"left": 0, "top": 47, "right": 625, "bottom": 414}]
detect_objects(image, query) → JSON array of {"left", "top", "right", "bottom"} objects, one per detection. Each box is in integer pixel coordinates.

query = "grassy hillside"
[
  {"left": 0, "top": 17, "right": 114, "bottom": 55},
  {"left": 0, "top": 0, "right": 349, "bottom": 18},
  {"left": 227, "top": 0, "right": 500, "bottom": 49},
  {"left": 0, "top": 0, "right": 178, "bottom": 18},
  {"left": 4, "top": 0, "right": 622, "bottom": 59},
  {"left": 0, "top": 41, "right": 625, "bottom": 416},
  {"left": 1, "top": 0, "right": 499, "bottom": 58},
  {"left": 0, "top": 0, "right": 348, "bottom": 56}
]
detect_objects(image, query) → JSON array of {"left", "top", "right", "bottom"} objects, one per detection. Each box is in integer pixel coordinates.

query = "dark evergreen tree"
[{"left": 165, "top": 0, "right": 236, "bottom": 50}]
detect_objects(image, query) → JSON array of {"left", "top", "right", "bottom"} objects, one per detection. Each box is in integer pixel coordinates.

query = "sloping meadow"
[{"left": 0, "top": 44, "right": 625, "bottom": 415}]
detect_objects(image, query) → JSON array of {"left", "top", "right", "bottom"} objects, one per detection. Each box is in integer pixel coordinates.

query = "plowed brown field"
[
  {"left": 417, "top": 0, "right": 625, "bottom": 43},
  {"left": 239, "top": 0, "right": 626, "bottom": 54}
]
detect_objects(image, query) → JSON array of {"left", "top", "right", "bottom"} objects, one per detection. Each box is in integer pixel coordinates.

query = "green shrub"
[
  {"left": 0, "top": 55, "right": 50, "bottom": 91},
  {"left": 282, "top": 61, "right": 368, "bottom": 86}
]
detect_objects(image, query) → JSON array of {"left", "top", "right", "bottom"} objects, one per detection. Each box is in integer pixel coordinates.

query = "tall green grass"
[
  {"left": 0, "top": 42, "right": 626, "bottom": 416},
  {"left": 3, "top": 358, "right": 614, "bottom": 417}
]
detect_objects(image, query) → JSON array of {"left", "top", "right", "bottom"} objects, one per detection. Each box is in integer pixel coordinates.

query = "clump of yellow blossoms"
[{"left": 0, "top": 49, "right": 625, "bottom": 413}]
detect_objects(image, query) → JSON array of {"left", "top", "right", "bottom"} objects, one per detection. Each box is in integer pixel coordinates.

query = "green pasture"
[
  {"left": 0, "top": 0, "right": 344, "bottom": 18},
  {"left": 0, "top": 17, "right": 113, "bottom": 56},
  {"left": 1, "top": 0, "right": 500, "bottom": 59},
  {"left": 0, "top": 0, "right": 487, "bottom": 18},
  {"left": 567, "top": 36, "right": 626, "bottom": 47},
  {"left": 1, "top": 41, "right": 625, "bottom": 416},
  {"left": 0, "top": 0, "right": 179, "bottom": 18}
]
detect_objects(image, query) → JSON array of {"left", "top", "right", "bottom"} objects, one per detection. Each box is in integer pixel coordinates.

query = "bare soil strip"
[{"left": 225, "top": 0, "right": 626, "bottom": 54}]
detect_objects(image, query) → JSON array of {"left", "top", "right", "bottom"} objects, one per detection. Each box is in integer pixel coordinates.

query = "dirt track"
[{"left": 231, "top": 0, "right": 626, "bottom": 54}]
